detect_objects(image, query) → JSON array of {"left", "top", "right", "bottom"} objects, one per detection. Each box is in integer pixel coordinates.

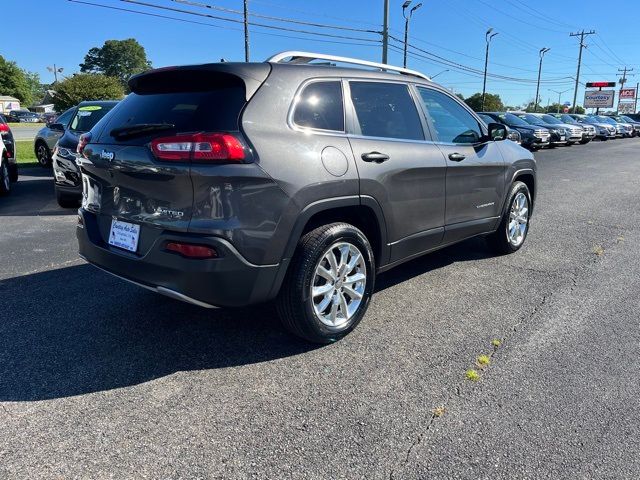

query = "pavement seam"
[{"left": 388, "top": 231, "right": 625, "bottom": 477}]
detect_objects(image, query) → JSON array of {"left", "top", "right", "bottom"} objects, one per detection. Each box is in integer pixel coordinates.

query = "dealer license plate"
[{"left": 108, "top": 219, "right": 140, "bottom": 252}]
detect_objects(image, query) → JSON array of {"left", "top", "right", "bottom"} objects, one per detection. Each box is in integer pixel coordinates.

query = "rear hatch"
[{"left": 79, "top": 64, "right": 270, "bottom": 255}]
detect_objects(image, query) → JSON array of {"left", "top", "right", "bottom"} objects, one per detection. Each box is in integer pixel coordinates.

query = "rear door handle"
[
  {"left": 448, "top": 152, "right": 466, "bottom": 162},
  {"left": 361, "top": 152, "right": 390, "bottom": 163}
]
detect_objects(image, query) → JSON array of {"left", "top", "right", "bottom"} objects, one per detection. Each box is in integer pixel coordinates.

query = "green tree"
[
  {"left": 24, "top": 71, "right": 45, "bottom": 105},
  {"left": 464, "top": 92, "right": 504, "bottom": 112},
  {"left": 52, "top": 74, "right": 124, "bottom": 111},
  {"left": 80, "top": 39, "right": 151, "bottom": 87},
  {"left": 0, "top": 55, "right": 33, "bottom": 106}
]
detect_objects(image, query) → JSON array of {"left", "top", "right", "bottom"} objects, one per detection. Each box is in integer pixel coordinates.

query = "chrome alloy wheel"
[
  {"left": 310, "top": 241, "right": 366, "bottom": 329},
  {"left": 507, "top": 192, "right": 529, "bottom": 247},
  {"left": 36, "top": 144, "right": 49, "bottom": 166}
]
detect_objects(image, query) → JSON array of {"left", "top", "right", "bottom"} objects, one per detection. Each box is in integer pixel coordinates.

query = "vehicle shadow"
[
  {"left": 0, "top": 169, "right": 76, "bottom": 217},
  {"left": 0, "top": 237, "right": 492, "bottom": 402}
]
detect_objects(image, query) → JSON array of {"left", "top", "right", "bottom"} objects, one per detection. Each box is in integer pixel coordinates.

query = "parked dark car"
[
  {"left": 6, "top": 110, "right": 40, "bottom": 123},
  {"left": 480, "top": 112, "right": 550, "bottom": 150},
  {"left": 477, "top": 113, "right": 521, "bottom": 144},
  {"left": 515, "top": 113, "right": 569, "bottom": 146},
  {"left": 623, "top": 113, "right": 640, "bottom": 122},
  {"left": 549, "top": 113, "right": 596, "bottom": 144},
  {"left": 53, "top": 101, "right": 118, "bottom": 207},
  {"left": 0, "top": 114, "right": 17, "bottom": 183},
  {"left": 34, "top": 107, "right": 77, "bottom": 167},
  {"left": 569, "top": 115, "right": 616, "bottom": 140},
  {"left": 76, "top": 52, "right": 537, "bottom": 343},
  {"left": 42, "top": 112, "right": 59, "bottom": 124}
]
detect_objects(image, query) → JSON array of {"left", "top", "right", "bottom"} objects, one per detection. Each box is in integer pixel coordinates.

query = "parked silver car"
[{"left": 33, "top": 107, "right": 76, "bottom": 167}]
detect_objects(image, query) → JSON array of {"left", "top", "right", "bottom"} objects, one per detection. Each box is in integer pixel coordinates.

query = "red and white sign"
[{"left": 620, "top": 88, "right": 636, "bottom": 100}]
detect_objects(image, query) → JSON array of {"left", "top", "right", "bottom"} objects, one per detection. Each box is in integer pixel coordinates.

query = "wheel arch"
[{"left": 268, "top": 196, "right": 390, "bottom": 299}]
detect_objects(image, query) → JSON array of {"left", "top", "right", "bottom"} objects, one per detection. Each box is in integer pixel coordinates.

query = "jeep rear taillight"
[{"left": 150, "top": 133, "right": 245, "bottom": 162}]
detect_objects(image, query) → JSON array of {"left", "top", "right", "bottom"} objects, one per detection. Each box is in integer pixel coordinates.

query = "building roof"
[{"left": 0, "top": 96, "right": 20, "bottom": 102}]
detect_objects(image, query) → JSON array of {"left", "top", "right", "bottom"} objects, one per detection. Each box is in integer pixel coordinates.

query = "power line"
[
  {"left": 121, "top": 0, "right": 381, "bottom": 43},
  {"left": 249, "top": 0, "right": 382, "bottom": 28},
  {"left": 172, "top": 0, "right": 379, "bottom": 34},
  {"left": 67, "top": 0, "right": 380, "bottom": 48}
]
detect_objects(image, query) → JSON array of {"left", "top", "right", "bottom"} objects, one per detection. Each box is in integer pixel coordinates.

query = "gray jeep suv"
[{"left": 76, "top": 52, "right": 536, "bottom": 343}]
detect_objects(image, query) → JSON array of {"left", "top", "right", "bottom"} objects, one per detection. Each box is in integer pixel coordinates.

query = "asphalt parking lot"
[{"left": 1, "top": 140, "right": 639, "bottom": 479}]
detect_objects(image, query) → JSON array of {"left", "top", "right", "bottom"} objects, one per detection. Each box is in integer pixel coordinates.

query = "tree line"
[{"left": 0, "top": 38, "right": 150, "bottom": 112}]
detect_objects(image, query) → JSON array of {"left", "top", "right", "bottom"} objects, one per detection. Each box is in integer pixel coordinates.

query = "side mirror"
[
  {"left": 488, "top": 122, "right": 507, "bottom": 141},
  {"left": 49, "top": 122, "right": 65, "bottom": 132}
]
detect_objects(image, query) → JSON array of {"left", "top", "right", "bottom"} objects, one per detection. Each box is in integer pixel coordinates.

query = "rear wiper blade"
[{"left": 110, "top": 123, "right": 175, "bottom": 139}]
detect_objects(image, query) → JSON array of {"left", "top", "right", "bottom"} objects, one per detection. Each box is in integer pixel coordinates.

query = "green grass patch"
[
  {"left": 476, "top": 355, "right": 491, "bottom": 368},
  {"left": 15, "top": 140, "right": 39, "bottom": 167},
  {"left": 8, "top": 122, "right": 45, "bottom": 128},
  {"left": 465, "top": 369, "right": 480, "bottom": 382}
]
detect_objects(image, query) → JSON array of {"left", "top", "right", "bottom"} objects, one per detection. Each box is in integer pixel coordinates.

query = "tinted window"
[
  {"left": 55, "top": 108, "right": 75, "bottom": 127},
  {"left": 417, "top": 88, "right": 481, "bottom": 144},
  {"left": 70, "top": 105, "right": 116, "bottom": 132},
  {"left": 349, "top": 82, "right": 424, "bottom": 140},
  {"left": 100, "top": 87, "right": 245, "bottom": 143},
  {"left": 293, "top": 81, "right": 344, "bottom": 132}
]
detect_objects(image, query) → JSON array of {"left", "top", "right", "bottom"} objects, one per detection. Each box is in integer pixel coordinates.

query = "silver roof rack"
[{"left": 266, "top": 51, "right": 430, "bottom": 81}]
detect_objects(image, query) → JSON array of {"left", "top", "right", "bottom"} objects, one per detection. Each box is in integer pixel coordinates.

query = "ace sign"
[{"left": 620, "top": 88, "right": 636, "bottom": 100}]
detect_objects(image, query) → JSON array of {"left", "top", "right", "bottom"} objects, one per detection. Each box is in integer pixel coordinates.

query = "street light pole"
[
  {"left": 535, "top": 48, "right": 550, "bottom": 112},
  {"left": 549, "top": 88, "right": 571, "bottom": 113},
  {"left": 243, "top": 0, "right": 250, "bottom": 62},
  {"left": 482, "top": 28, "right": 498, "bottom": 111},
  {"left": 430, "top": 69, "right": 449, "bottom": 80},
  {"left": 402, "top": 1, "right": 423, "bottom": 68}
]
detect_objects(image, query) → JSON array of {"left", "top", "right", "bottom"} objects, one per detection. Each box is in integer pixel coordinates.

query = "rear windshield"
[{"left": 97, "top": 74, "right": 246, "bottom": 144}]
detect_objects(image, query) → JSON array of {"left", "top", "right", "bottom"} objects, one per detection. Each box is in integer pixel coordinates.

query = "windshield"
[
  {"left": 596, "top": 116, "right": 616, "bottom": 125},
  {"left": 519, "top": 114, "right": 542, "bottom": 124},
  {"left": 69, "top": 104, "right": 116, "bottom": 132},
  {"left": 559, "top": 114, "right": 577, "bottom": 124},
  {"left": 621, "top": 116, "right": 635, "bottom": 123},
  {"left": 500, "top": 113, "right": 529, "bottom": 127},
  {"left": 581, "top": 117, "right": 597, "bottom": 124},
  {"left": 478, "top": 114, "right": 493, "bottom": 124},
  {"left": 541, "top": 115, "right": 563, "bottom": 124}
]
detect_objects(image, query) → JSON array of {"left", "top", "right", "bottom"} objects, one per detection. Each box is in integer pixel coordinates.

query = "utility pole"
[
  {"left": 482, "top": 28, "right": 498, "bottom": 111},
  {"left": 569, "top": 30, "right": 595, "bottom": 113},
  {"left": 382, "top": 0, "right": 389, "bottom": 64},
  {"left": 635, "top": 82, "right": 639, "bottom": 113},
  {"left": 535, "top": 48, "right": 550, "bottom": 112},
  {"left": 402, "top": 1, "right": 423, "bottom": 68},
  {"left": 243, "top": 0, "right": 250, "bottom": 62}
]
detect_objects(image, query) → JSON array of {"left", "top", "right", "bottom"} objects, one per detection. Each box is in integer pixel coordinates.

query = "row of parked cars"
[
  {"left": 478, "top": 111, "right": 640, "bottom": 151},
  {"left": 3, "top": 109, "right": 58, "bottom": 124}
]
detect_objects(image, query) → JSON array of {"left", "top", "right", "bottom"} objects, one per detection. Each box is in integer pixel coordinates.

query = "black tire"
[
  {"left": 0, "top": 162, "right": 11, "bottom": 196},
  {"left": 55, "top": 187, "right": 81, "bottom": 208},
  {"left": 277, "top": 223, "right": 376, "bottom": 344},
  {"left": 486, "top": 181, "right": 532, "bottom": 255},
  {"left": 35, "top": 141, "right": 52, "bottom": 167},
  {"left": 8, "top": 163, "right": 18, "bottom": 182}
]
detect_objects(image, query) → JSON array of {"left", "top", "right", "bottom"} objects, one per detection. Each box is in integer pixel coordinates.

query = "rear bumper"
[{"left": 77, "top": 209, "right": 281, "bottom": 308}]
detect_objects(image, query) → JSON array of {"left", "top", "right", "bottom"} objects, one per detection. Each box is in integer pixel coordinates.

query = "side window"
[
  {"left": 55, "top": 108, "right": 75, "bottom": 127},
  {"left": 417, "top": 88, "right": 482, "bottom": 144},
  {"left": 293, "top": 81, "right": 344, "bottom": 132},
  {"left": 349, "top": 82, "right": 424, "bottom": 140}
]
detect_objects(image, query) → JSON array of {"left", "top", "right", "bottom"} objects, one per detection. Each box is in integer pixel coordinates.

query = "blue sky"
[{"left": 3, "top": 0, "right": 639, "bottom": 106}]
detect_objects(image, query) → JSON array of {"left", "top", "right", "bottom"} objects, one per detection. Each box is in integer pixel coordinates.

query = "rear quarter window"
[{"left": 292, "top": 81, "right": 344, "bottom": 132}]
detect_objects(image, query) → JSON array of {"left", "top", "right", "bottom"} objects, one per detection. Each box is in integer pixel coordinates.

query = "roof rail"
[{"left": 266, "top": 51, "right": 430, "bottom": 81}]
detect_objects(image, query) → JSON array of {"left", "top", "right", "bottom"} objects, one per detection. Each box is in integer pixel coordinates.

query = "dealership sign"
[
  {"left": 584, "top": 90, "right": 615, "bottom": 108},
  {"left": 619, "top": 88, "right": 636, "bottom": 100},
  {"left": 618, "top": 102, "right": 635, "bottom": 114}
]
